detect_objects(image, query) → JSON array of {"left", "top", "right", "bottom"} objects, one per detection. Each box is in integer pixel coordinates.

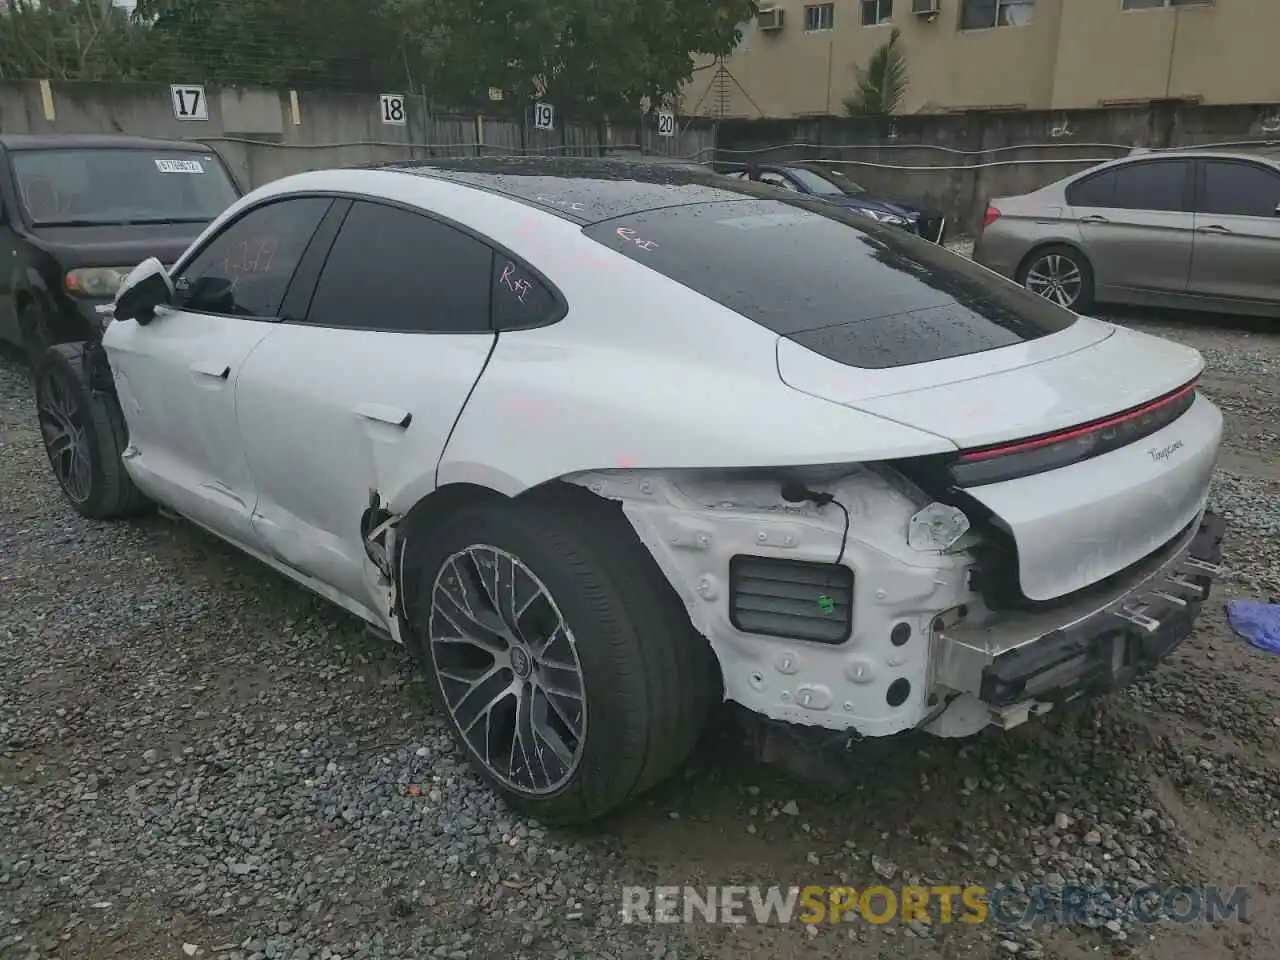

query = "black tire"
[
  {"left": 19, "top": 301, "right": 58, "bottom": 368},
  {"left": 33, "top": 342, "right": 150, "bottom": 520},
  {"left": 1017, "top": 243, "right": 1095, "bottom": 313},
  {"left": 405, "top": 483, "right": 715, "bottom": 824}
]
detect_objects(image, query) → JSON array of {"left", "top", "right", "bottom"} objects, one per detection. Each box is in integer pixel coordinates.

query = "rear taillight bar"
[{"left": 948, "top": 378, "right": 1200, "bottom": 488}]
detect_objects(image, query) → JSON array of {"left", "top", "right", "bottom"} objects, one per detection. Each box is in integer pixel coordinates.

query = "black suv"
[{"left": 0, "top": 134, "right": 242, "bottom": 362}]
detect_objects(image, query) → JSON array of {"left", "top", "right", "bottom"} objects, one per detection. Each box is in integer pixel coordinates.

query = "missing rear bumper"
[{"left": 935, "top": 510, "right": 1225, "bottom": 708}]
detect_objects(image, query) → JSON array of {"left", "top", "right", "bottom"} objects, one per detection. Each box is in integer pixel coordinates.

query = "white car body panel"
[
  {"left": 106, "top": 308, "right": 273, "bottom": 545},
  {"left": 966, "top": 394, "right": 1221, "bottom": 600},
  {"left": 100, "top": 163, "right": 1225, "bottom": 746},
  {"left": 777, "top": 321, "right": 1202, "bottom": 447},
  {"left": 232, "top": 324, "right": 496, "bottom": 614}
]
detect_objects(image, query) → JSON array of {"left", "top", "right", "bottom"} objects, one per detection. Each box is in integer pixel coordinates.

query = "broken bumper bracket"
[{"left": 935, "top": 510, "right": 1226, "bottom": 709}]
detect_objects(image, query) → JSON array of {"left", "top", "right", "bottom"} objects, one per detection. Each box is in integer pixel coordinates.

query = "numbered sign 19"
[
  {"left": 656, "top": 110, "right": 676, "bottom": 137},
  {"left": 379, "top": 93, "right": 407, "bottom": 125},
  {"left": 533, "top": 102, "right": 555, "bottom": 131},
  {"left": 170, "top": 84, "right": 208, "bottom": 121}
]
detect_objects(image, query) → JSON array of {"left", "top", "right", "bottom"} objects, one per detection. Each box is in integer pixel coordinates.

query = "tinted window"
[
  {"left": 306, "top": 201, "right": 492, "bottom": 332},
  {"left": 1111, "top": 160, "right": 1189, "bottom": 212},
  {"left": 11, "top": 148, "right": 240, "bottom": 226},
  {"left": 1200, "top": 160, "right": 1280, "bottom": 218},
  {"left": 175, "top": 197, "right": 330, "bottom": 317},
  {"left": 786, "top": 168, "right": 845, "bottom": 196},
  {"left": 1067, "top": 169, "right": 1118, "bottom": 208},
  {"left": 492, "top": 258, "right": 559, "bottom": 329},
  {"left": 584, "top": 199, "right": 1077, "bottom": 370}
]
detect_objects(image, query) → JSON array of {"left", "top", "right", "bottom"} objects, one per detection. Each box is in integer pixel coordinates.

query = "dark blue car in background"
[{"left": 718, "top": 162, "right": 947, "bottom": 244}]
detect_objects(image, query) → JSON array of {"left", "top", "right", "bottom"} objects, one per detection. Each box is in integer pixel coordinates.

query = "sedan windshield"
[
  {"left": 801, "top": 166, "right": 868, "bottom": 196},
  {"left": 785, "top": 168, "right": 847, "bottom": 196},
  {"left": 11, "top": 148, "right": 240, "bottom": 226}
]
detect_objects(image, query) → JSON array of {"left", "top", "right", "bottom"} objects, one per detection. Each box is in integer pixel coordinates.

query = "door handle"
[
  {"left": 1079, "top": 215, "right": 1110, "bottom": 224},
  {"left": 1196, "top": 224, "right": 1232, "bottom": 234},
  {"left": 354, "top": 402, "right": 413, "bottom": 429},
  {"left": 190, "top": 359, "right": 231, "bottom": 380}
]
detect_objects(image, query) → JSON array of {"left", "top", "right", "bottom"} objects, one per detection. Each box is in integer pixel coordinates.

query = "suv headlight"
[{"left": 65, "top": 267, "right": 133, "bottom": 299}]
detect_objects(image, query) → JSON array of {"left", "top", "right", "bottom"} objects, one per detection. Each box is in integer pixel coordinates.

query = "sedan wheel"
[
  {"left": 1022, "top": 246, "right": 1094, "bottom": 311},
  {"left": 407, "top": 486, "right": 715, "bottom": 823},
  {"left": 428, "top": 545, "right": 587, "bottom": 795}
]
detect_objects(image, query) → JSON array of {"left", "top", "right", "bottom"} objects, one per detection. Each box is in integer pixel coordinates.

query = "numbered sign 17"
[
  {"left": 656, "top": 110, "right": 676, "bottom": 137},
  {"left": 380, "top": 94, "right": 407, "bottom": 125},
  {"left": 533, "top": 102, "right": 555, "bottom": 131},
  {"left": 170, "top": 85, "right": 208, "bottom": 121}
]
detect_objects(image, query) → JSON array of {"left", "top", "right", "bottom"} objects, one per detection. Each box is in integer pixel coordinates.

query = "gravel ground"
[{"left": 2, "top": 288, "right": 1278, "bottom": 960}]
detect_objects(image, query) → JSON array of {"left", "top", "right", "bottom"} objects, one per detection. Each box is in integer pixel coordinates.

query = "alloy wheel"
[
  {"left": 1024, "top": 253, "right": 1084, "bottom": 308},
  {"left": 36, "top": 367, "right": 92, "bottom": 504},
  {"left": 428, "top": 545, "right": 587, "bottom": 795}
]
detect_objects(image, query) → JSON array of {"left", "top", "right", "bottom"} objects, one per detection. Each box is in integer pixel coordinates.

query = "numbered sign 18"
[
  {"left": 656, "top": 110, "right": 676, "bottom": 137},
  {"left": 170, "top": 84, "right": 208, "bottom": 121},
  {"left": 533, "top": 102, "right": 555, "bottom": 131},
  {"left": 379, "top": 93, "right": 407, "bottom": 125}
]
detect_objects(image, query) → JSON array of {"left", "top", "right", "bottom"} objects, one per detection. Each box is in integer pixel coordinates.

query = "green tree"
[
  {"left": 0, "top": 0, "right": 150, "bottom": 80},
  {"left": 424, "top": 0, "right": 758, "bottom": 121},
  {"left": 843, "top": 25, "right": 908, "bottom": 117}
]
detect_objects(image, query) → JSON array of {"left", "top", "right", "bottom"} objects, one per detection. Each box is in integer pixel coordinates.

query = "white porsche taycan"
[{"left": 34, "top": 157, "right": 1225, "bottom": 823}]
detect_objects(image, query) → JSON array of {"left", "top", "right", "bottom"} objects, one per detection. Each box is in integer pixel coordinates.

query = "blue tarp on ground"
[{"left": 1226, "top": 600, "right": 1280, "bottom": 654}]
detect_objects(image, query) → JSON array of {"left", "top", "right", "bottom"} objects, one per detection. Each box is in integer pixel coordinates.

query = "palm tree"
[{"left": 842, "top": 26, "right": 908, "bottom": 117}]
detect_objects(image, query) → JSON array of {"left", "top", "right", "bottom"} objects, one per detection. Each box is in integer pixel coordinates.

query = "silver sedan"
[{"left": 973, "top": 149, "right": 1280, "bottom": 317}]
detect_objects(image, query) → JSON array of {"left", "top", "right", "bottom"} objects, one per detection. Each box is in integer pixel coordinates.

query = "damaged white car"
[{"left": 35, "top": 158, "right": 1225, "bottom": 824}]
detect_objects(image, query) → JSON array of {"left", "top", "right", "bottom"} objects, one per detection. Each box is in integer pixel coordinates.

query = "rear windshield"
[
  {"left": 11, "top": 148, "right": 241, "bottom": 227},
  {"left": 584, "top": 198, "right": 1077, "bottom": 369}
]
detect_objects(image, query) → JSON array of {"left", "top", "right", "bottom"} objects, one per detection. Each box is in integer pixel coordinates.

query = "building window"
[
  {"left": 804, "top": 3, "right": 835, "bottom": 31},
  {"left": 1121, "top": 0, "right": 1212, "bottom": 9},
  {"left": 959, "top": 0, "right": 1035, "bottom": 29},
  {"left": 861, "top": 0, "right": 893, "bottom": 26}
]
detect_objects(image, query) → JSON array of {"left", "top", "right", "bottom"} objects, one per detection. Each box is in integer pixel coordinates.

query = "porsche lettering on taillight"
[{"left": 948, "top": 378, "right": 1200, "bottom": 487}]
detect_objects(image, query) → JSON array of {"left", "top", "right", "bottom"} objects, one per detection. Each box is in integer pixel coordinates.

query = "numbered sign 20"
[
  {"left": 656, "top": 110, "right": 676, "bottom": 137},
  {"left": 380, "top": 93, "right": 407, "bottom": 125},
  {"left": 533, "top": 102, "right": 555, "bottom": 131},
  {"left": 170, "top": 85, "right": 208, "bottom": 121}
]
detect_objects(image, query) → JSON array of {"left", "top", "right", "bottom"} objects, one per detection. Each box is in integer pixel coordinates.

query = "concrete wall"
[
  {"left": 715, "top": 101, "right": 1280, "bottom": 233},
  {"left": 684, "top": 0, "right": 1280, "bottom": 118},
  {"left": 3, "top": 81, "right": 716, "bottom": 190}
]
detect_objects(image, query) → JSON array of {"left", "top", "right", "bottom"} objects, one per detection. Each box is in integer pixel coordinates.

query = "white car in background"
[{"left": 35, "top": 158, "right": 1225, "bottom": 824}]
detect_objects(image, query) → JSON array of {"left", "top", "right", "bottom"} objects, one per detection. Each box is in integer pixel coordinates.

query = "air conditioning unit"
[
  {"left": 757, "top": 6, "right": 784, "bottom": 30},
  {"left": 912, "top": 0, "right": 941, "bottom": 17}
]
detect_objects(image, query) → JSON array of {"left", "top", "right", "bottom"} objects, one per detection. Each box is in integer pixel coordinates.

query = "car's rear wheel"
[
  {"left": 34, "top": 343, "right": 150, "bottom": 520},
  {"left": 1019, "top": 244, "right": 1095, "bottom": 312},
  {"left": 406, "top": 484, "right": 715, "bottom": 824}
]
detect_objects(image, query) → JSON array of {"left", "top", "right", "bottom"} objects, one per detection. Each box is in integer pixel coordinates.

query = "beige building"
[{"left": 681, "top": 0, "right": 1280, "bottom": 118}]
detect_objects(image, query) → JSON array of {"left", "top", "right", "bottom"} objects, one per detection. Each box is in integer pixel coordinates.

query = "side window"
[
  {"left": 305, "top": 201, "right": 492, "bottom": 333},
  {"left": 492, "top": 258, "right": 559, "bottom": 330},
  {"left": 1111, "top": 160, "right": 1190, "bottom": 213},
  {"left": 1200, "top": 160, "right": 1280, "bottom": 218},
  {"left": 175, "top": 197, "right": 330, "bottom": 317},
  {"left": 1066, "top": 170, "right": 1118, "bottom": 208}
]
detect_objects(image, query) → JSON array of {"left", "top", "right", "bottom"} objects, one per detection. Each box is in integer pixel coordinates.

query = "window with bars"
[
  {"left": 959, "top": 0, "right": 1035, "bottom": 29},
  {"left": 861, "top": 0, "right": 894, "bottom": 26},
  {"left": 804, "top": 3, "right": 835, "bottom": 30}
]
